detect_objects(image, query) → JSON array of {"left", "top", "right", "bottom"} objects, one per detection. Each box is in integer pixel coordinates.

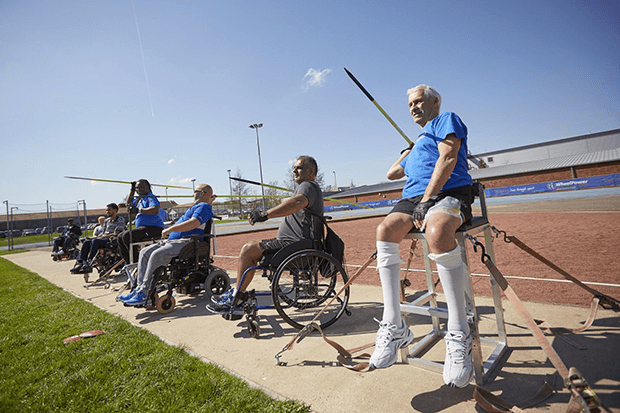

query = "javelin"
[
  {"left": 230, "top": 177, "right": 372, "bottom": 209},
  {"left": 65, "top": 176, "right": 192, "bottom": 190},
  {"left": 159, "top": 194, "right": 288, "bottom": 199},
  {"left": 344, "top": 68, "right": 412, "bottom": 145}
]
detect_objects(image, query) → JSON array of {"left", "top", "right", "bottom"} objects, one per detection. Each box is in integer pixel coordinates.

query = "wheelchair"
[
  {"left": 51, "top": 234, "right": 81, "bottom": 261},
  {"left": 127, "top": 220, "right": 231, "bottom": 315},
  {"left": 221, "top": 220, "right": 350, "bottom": 338},
  {"left": 82, "top": 236, "right": 125, "bottom": 283}
]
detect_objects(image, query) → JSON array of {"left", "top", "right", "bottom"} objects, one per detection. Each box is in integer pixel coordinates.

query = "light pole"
[
  {"left": 78, "top": 200, "right": 86, "bottom": 231},
  {"left": 333, "top": 171, "right": 338, "bottom": 190},
  {"left": 3, "top": 201, "right": 9, "bottom": 250},
  {"left": 227, "top": 169, "right": 236, "bottom": 216},
  {"left": 10, "top": 206, "right": 18, "bottom": 251},
  {"left": 191, "top": 179, "right": 196, "bottom": 191},
  {"left": 249, "top": 123, "right": 267, "bottom": 212}
]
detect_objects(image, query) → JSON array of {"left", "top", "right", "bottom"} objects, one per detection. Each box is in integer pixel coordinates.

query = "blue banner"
[{"left": 485, "top": 173, "right": 620, "bottom": 197}]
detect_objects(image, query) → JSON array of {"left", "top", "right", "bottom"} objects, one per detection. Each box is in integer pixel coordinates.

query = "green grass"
[
  {"left": 0, "top": 258, "right": 309, "bottom": 412},
  {"left": 0, "top": 233, "right": 58, "bottom": 248},
  {"left": 0, "top": 249, "right": 28, "bottom": 256}
]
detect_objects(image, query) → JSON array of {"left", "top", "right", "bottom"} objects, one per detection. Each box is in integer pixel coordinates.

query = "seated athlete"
[
  {"left": 71, "top": 203, "right": 126, "bottom": 274},
  {"left": 92, "top": 216, "right": 106, "bottom": 238},
  {"left": 207, "top": 155, "right": 323, "bottom": 318},
  {"left": 117, "top": 179, "right": 164, "bottom": 264},
  {"left": 370, "top": 85, "right": 476, "bottom": 388},
  {"left": 118, "top": 184, "right": 216, "bottom": 306},
  {"left": 52, "top": 218, "right": 82, "bottom": 255}
]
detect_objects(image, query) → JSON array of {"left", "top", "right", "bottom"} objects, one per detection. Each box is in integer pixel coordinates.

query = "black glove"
[
  {"left": 412, "top": 199, "right": 436, "bottom": 222},
  {"left": 249, "top": 210, "right": 268, "bottom": 223},
  {"left": 131, "top": 181, "right": 137, "bottom": 191},
  {"left": 128, "top": 204, "right": 139, "bottom": 215}
]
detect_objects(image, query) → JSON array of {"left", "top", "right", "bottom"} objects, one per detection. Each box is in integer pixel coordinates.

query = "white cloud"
[
  {"left": 169, "top": 176, "right": 194, "bottom": 184},
  {"left": 302, "top": 68, "right": 332, "bottom": 91}
]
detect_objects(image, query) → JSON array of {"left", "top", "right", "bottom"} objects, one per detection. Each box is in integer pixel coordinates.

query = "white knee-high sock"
[
  {"left": 429, "top": 245, "right": 470, "bottom": 336},
  {"left": 376, "top": 241, "right": 403, "bottom": 326}
]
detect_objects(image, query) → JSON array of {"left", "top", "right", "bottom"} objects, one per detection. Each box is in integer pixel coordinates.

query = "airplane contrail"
[{"left": 131, "top": 0, "right": 154, "bottom": 117}]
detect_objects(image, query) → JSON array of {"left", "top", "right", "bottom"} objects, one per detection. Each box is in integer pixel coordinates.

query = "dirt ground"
[{"left": 213, "top": 195, "right": 620, "bottom": 308}]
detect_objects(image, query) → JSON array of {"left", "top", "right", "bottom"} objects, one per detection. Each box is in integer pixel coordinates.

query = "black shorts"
[
  {"left": 389, "top": 185, "right": 475, "bottom": 225},
  {"left": 259, "top": 238, "right": 294, "bottom": 255}
]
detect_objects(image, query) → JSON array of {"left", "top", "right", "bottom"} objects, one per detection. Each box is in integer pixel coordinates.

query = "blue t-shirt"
[
  {"left": 400, "top": 112, "right": 472, "bottom": 198},
  {"left": 133, "top": 193, "right": 164, "bottom": 228},
  {"left": 168, "top": 202, "right": 213, "bottom": 240}
]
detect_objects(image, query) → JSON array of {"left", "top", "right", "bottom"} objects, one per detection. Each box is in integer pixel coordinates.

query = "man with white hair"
[{"left": 370, "top": 85, "right": 476, "bottom": 388}]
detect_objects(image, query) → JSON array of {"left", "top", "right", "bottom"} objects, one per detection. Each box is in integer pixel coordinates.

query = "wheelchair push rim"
[{"left": 271, "top": 249, "right": 350, "bottom": 330}]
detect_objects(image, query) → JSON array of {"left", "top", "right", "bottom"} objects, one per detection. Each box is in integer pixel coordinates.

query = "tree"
[
  {"left": 264, "top": 181, "right": 288, "bottom": 209},
  {"left": 230, "top": 168, "right": 251, "bottom": 216}
]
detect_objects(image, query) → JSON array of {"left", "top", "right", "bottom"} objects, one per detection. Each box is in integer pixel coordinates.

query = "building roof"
[
  {"left": 473, "top": 128, "right": 620, "bottom": 157},
  {"left": 470, "top": 147, "right": 620, "bottom": 179},
  {"left": 328, "top": 180, "right": 405, "bottom": 198}
]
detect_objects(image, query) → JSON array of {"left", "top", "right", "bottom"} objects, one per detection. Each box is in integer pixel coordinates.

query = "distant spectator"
[
  {"left": 92, "top": 216, "right": 106, "bottom": 238},
  {"left": 52, "top": 219, "right": 82, "bottom": 254}
]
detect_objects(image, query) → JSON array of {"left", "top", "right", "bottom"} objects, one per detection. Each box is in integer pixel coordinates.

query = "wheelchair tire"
[
  {"left": 156, "top": 295, "right": 176, "bottom": 315},
  {"left": 271, "top": 249, "right": 349, "bottom": 330},
  {"left": 203, "top": 269, "right": 230, "bottom": 301}
]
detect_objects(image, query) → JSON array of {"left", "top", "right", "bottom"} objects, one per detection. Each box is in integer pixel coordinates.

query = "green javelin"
[
  {"left": 230, "top": 177, "right": 372, "bottom": 209},
  {"left": 65, "top": 176, "right": 192, "bottom": 190},
  {"left": 344, "top": 67, "right": 412, "bottom": 145}
]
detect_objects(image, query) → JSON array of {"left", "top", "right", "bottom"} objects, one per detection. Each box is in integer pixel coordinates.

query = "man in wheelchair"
[
  {"left": 71, "top": 203, "right": 126, "bottom": 274},
  {"left": 52, "top": 218, "right": 83, "bottom": 259},
  {"left": 118, "top": 183, "right": 216, "bottom": 307},
  {"left": 207, "top": 155, "right": 323, "bottom": 318}
]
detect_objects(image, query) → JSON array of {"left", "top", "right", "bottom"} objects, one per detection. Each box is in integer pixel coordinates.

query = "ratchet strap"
[
  {"left": 467, "top": 235, "right": 611, "bottom": 413},
  {"left": 275, "top": 252, "right": 377, "bottom": 369},
  {"left": 473, "top": 375, "right": 555, "bottom": 413},
  {"left": 491, "top": 227, "right": 620, "bottom": 313}
]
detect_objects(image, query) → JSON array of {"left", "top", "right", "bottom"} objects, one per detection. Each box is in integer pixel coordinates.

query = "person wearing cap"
[{"left": 52, "top": 218, "right": 82, "bottom": 255}]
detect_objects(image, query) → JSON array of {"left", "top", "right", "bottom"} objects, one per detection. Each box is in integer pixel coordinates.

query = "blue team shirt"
[
  {"left": 400, "top": 112, "right": 472, "bottom": 198},
  {"left": 133, "top": 193, "right": 164, "bottom": 228},
  {"left": 168, "top": 202, "right": 213, "bottom": 240}
]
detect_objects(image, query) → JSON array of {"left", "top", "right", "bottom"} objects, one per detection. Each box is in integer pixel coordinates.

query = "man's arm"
[
  {"left": 387, "top": 149, "right": 411, "bottom": 180},
  {"left": 421, "top": 134, "right": 461, "bottom": 202},
  {"left": 162, "top": 217, "right": 201, "bottom": 238},
  {"left": 249, "top": 193, "right": 309, "bottom": 225},
  {"left": 138, "top": 204, "right": 160, "bottom": 215}
]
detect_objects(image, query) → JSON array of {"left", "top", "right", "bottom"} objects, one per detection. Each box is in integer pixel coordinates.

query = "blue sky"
[{"left": 2, "top": 0, "right": 619, "bottom": 211}]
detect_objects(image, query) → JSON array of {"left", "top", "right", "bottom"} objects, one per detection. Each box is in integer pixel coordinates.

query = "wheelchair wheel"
[
  {"left": 271, "top": 249, "right": 349, "bottom": 330},
  {"left": 203, "top": 269, "right": 230, "bottom": 300},
  {"left": 156, "top": 294, "right": 176, "bottom": 314}
]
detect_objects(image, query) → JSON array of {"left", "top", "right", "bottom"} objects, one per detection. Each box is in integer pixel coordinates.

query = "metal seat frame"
[{"left": 399, "top": 182, "right": 507, "bottom": 385}]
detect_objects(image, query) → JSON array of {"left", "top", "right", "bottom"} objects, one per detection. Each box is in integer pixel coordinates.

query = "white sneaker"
[
  {"left": 369, "top": 319, "right": 414, "bottom": 369},
  {"left": 443, "top": 330, "right": 474, "bottom": 388}
]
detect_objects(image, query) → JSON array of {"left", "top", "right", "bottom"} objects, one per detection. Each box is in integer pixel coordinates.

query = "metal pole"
[
  {"left": 333, "top": 171, "right": 338, "bottom": 189},
  {"left": 191, "top": 179, "right": 196, "bottom": 191},
  {"left": 47, "top": 200, "right": 51, "bottom": 245},
  {"left": 3, "top": 201, "right": 9, "bottom": 250},
  {"left": 10, "top": 207, "right": 18, "bottom": 251},
  {"left": 227, "top": 169, "right": 234, "bottom": 217},
  {"left": 78, "top": 200, "right": 86, "bottom": 235},
  {"left": 249, "top": 123, "right": 267, "bottom": 212}
]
